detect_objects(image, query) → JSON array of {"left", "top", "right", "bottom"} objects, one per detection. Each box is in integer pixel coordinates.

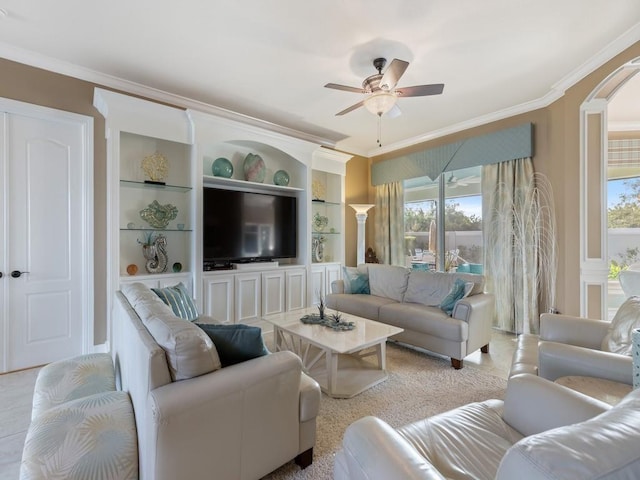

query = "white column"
[{"left": 349, "top": 204, "right": 374, "bottom": 265}]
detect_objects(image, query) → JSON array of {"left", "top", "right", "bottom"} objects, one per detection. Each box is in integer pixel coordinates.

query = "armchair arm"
[
  {"left": 334, "top": 416, "right": 446, "bottom": 480},
  {"left": 503, "top": 374, "right": 609, "bottom": 437},
  {"left": 540, "top": 313, "right": 609, "bottom": 349},
  {"left": 147, "top": 351, "right": 305, "bottom": 480},
  {"left": 538, "top": 341, "right": 633, "bottom": 384}
]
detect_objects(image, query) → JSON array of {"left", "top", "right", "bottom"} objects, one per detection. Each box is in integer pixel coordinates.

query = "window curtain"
[
  {"left": 374, "top": 182, "right": 405, "bottom": 266},
  {"left": 483, "top": 158, "right": 540, "bottom": 334}
]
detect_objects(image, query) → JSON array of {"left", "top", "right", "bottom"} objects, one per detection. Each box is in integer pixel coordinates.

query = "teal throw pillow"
[
  {"left": 152, "top": 283, "right": 199, "bottom": 321},
  {"left": 195, "top": 323, "right": 269, "bottom": 367},
  {"left": 439, "top": 278, "right": 468, "bottom": 315},
  {"left": 342, "top": 267, "right": 370, "bottom": 295}
]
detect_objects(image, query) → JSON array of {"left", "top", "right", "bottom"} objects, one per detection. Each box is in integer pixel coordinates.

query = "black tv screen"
[{"left": 203, "top": 187, "right": 297, "bottom": 263}]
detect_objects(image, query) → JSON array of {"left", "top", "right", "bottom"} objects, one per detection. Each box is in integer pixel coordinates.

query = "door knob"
[{"left": 10, "top": 270, "right": 29, "bottom": 278}]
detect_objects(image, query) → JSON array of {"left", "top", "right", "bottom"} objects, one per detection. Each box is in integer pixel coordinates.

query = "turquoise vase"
[
  {"left": 273, "top": 169, "right": 290, "bottom": 186},
  {"left": 212, "top": 157, "right": 233, "bottom": 178}
]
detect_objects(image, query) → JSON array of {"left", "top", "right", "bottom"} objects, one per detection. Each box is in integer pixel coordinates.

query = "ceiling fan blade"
[
  {"left": 380, "top": 59, "right": 409, "bottom": 91},
  {"left": 396, "top": 84, "right": 445, "bottom": 97},
  {"left": 324, "top": 83, "right": 365, "bottom": 94},
  {"left": 336, "top": 100, "right": 365, "bottom": 116},
  {"left": 387, "top": 103, "right": 402, "bottom": 119}
]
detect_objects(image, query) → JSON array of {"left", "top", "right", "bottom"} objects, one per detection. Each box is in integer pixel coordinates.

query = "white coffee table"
[{"left": 262, "top": 307, "right": 403, "bottom": 398}]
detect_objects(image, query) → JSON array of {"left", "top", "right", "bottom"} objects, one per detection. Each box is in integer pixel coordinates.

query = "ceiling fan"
[
  {"left": 447, "top": 173, "right": 481, "bottom": 188},
  {"left": 325, "top": 57, "right": 444, "bottom": 118}
]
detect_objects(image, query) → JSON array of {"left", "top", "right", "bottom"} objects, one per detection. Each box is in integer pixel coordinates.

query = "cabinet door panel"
[
  {"left": 286, "top": 269, "right": 306, "bottom": 311},
  {"left": 203, "top": 275, "right": 234, "bottom": 324},
  {"left": 311, "top": 266, "right": 325, "bottom": 305},
  {"left": 262, "top": 271, "right": 285, "bottom": 316},
  {"left": 235, "top": 273, "right": 261, "bottom": 323}
]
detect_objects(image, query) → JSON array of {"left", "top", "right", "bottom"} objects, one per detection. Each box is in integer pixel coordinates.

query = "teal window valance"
[{"left": 371, "top": 123, "right": 534, "bottom": 185}]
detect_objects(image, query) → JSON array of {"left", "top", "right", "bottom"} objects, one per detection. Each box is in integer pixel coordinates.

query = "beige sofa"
[
  {"left": 326, "top": 264, "right": 494, "bottom": 368},
  {"left": 113, "top": 282, "right": 321, "bottom": 480}
]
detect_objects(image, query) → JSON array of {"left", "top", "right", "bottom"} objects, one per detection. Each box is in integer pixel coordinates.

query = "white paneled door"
[{"left": 0, "top": 101, "right": 93, "bottom": 373}]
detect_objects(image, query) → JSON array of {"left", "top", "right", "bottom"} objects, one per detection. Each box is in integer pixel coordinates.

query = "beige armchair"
[
  {"left": 510, "top": 295, "right": 640, "bottom": 389},
  {"left": 334, "top": 374, "right": 640, "bottom": 479}
]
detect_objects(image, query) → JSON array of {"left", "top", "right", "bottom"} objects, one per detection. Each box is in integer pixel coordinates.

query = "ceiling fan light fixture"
[{"left": 363, "top": 91, "right": 397, "bottom": 116}]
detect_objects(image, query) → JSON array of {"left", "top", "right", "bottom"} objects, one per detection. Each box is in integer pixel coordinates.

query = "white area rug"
[{"left": 263, "top": 342, "right": 507, "bottom": 479}]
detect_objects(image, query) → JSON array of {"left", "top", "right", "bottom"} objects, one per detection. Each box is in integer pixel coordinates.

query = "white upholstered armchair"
[
  {"left": 510, "top": 297, "right": 640, "bottom": 386},
  {"left": 334, "top": 374, "right": 640, "bottom": 479}
]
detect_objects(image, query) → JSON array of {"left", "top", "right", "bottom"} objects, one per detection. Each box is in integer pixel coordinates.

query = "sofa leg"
[
  {"left": 295, "top": 448, "right": 313, "bottom": 469},
  {"left": 481, "top": 344, "right": 489, "bottom": 354},
  {"left": 451, "top": 358, "right": 463, "bottom": 369}
]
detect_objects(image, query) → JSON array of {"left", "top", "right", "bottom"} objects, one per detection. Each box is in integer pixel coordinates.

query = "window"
[{"left": 404, "top": 166, "right": 483, "bottom": 272}]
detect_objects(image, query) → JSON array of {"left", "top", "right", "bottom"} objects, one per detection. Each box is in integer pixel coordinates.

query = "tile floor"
[{"left": 0, "top": 330, "right": 516, "bottom": 479}]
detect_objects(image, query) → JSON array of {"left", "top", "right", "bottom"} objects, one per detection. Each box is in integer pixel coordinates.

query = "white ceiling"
[{"left": 0, "top": 0, "right": 639, "bottom": 156}]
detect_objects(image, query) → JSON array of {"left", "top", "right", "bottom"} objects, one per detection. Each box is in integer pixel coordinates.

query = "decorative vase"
[
  {"left": 140, "top": 233, "right": 168, "bottom": 273},
  {"left": 212, "top": 157, "right": 233, "bottom": 178},
  {"left": 243, "top": 153, "right": 266, "bottom": 183},
  {"left": 273, "top": 169, "right": 290, "bottom": 186}
]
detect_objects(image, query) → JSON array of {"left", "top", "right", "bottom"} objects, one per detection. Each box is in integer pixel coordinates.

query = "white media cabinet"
[{"left": 94, "top": 88, "right": 352, "bottom": 331}]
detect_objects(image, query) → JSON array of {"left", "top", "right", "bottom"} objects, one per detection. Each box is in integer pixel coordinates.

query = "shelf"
[
  {"left": 312, "top": 231, "right": 340, "bottom": 235},
  {"left": 312, "top": 200, "right": 341, "bottom": 206},
  {"left": 203, "top": 175, "right": 303, "bottom": 193},
  {"left": 120, "top": 179, "right": 191, "bottom": 192},
  {"left": 120, "top": 227, "right": 193, "bottom": 232}
]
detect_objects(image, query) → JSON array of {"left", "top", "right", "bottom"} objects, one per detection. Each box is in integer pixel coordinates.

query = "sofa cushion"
[
  {"left": 379, "top": 303, "right": 468, "bottom": 342},
  {"left": 499, "top": 387, "right": 640, "bottom": 479},
  {"left": 367, "top": 264, "right": 410, "bottom": 302},
  {"left": 21, "top": 391, "right": 138, "bottom": 480},
  {"left": 404, "top": 271, "right": 483, "bottom": 307},
  {"left": 196, "top": 323, "right": 269, "bottom": 367},
  {"left": 342, "top": 266, "right": 370, "bottom": 294},
  {"left": 121, "top": 282, "right": 221, "bottom": 381},
  {"left": 31, "top": 353, "right": 115, "bottom": 420},
  {"left": 152, "top": 282, "right": 199, "bottom": 321},
  {"left": 398, "top": 399, "right": 520, "bottom": 480},
  {"left": 601, "top": 295, "right": 640, "bottom": 355},
  {"left": 326, "top": 293, "right": 397, "bottom": 320}
]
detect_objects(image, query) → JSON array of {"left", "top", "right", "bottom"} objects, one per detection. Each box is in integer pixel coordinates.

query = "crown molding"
[
  {"left": 608, "top": 121, "right": 640, "bottom": 132},
  {"left": 368, "top": 23, "right": 640, "bottom": 158},
  {"left": 0, "top": 41, "right": 337, "bottom": 150}
]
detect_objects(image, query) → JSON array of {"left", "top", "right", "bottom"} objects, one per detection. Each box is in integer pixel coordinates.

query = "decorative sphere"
[
  {"left": 212, "top": 157, "right": 233, "bottom": 178},
  {"left": 126, "top": 264, "right": 138, "bottom": 275},
  {"left": 273, "top": 170, "right": 290, "bottom": 186}
]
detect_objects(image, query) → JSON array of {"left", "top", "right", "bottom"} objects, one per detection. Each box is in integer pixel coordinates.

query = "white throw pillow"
[{"left": 601, "top": 295, "right": 640, "bottom": 355}]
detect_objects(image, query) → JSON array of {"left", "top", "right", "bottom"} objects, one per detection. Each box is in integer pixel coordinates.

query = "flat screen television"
[{"left": 203, "top": 186, "right": 297, "bottom": 264}]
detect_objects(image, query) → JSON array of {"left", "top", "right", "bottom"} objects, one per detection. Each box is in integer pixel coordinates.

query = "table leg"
[
  {"left": 327, "top": 349, "right": 338, "bottom": 396},
  {"left": 377, "top": 341, "right": 386, "bottom": 371}
]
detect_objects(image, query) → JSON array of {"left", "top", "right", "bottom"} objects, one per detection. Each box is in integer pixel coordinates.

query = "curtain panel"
[
  {"left": 483, "top": 158, "right": 541, "bottom": 334},
  {"left": 374, "top": 182, "right": 405, "bottom": 266}
]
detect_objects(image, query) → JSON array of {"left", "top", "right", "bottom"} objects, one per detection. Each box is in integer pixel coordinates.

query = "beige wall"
[
  {"left": 365, "top": 40, "right": 640, "bottom": 316},
  {"left": 344, "top": 155, "right": 372, "bottom": 266}
]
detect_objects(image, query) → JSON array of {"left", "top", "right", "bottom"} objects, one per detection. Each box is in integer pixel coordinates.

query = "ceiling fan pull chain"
[{"left": 377, "top": 113, "right": 382, "bottom": 147}]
